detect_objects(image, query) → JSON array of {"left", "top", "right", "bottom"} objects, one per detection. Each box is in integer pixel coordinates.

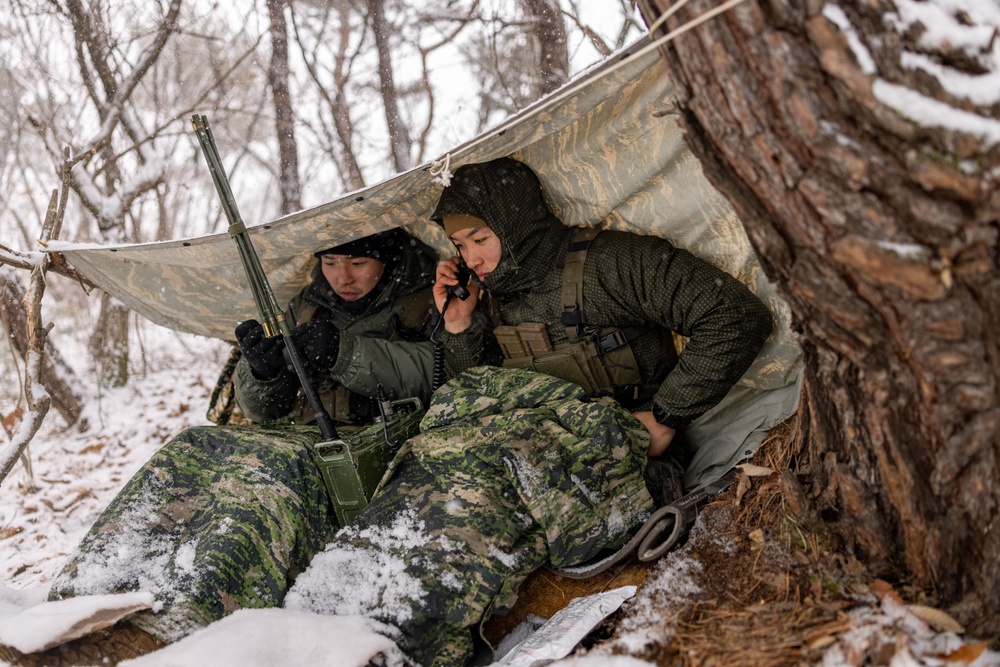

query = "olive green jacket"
[
  {"left": 234, "top": 236, "right": 438, "bottom": 424},
  {"left": 432, "top": 157, "right": 773, "bottom": 424}
]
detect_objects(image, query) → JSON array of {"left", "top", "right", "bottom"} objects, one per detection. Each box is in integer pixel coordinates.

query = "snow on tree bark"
[{"left": 639, "top": 0, "right": 1000, "bottom": 637}]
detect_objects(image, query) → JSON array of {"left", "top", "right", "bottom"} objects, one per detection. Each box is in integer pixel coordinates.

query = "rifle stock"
[{"left": 190, "top": 114, "right": 340, "bottom": 441}]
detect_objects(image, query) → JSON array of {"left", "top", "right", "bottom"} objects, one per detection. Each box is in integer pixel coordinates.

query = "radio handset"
[
  {"left": 447, "top": 261, "right": 473, "bottom": 301},
  {"left": 433, "top": 260, "right": 474, "bottom": 390}
]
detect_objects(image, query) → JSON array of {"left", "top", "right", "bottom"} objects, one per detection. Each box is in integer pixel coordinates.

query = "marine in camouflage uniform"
[
  {"left": 234, "top": 227, "right": 440, "bottom": 423},
  {"left": 48, "top": 229, "right": 440, "bottom": 644},
  {"left": 431, "top": 157, "right": 773, "bottom": 485},
  {"left": 285, "top": 366, "right": 655, "bottom": 666}
]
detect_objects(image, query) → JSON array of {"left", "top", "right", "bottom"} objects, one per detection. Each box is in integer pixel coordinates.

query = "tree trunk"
[
  {"left": 519, "top": 0, "right": 569, "bottom": 96},
  {"left": 267, "top": 0, "right": 302, "bottom": 215},
  {"left": 89, "top": 292, "right": 130, "bottom": 389},
  {"left": 367, "top": 0, "right": 412, "bottom": 173},
  {"left": 638, "top": 0, "right": 1000, "bottom": 636},
  {"left": 0, "top": 270, "right": 83, "bottom": 426}
]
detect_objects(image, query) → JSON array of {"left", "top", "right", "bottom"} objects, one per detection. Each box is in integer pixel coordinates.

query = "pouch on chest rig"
[{"left": 495, "top": 229, "right": 659, "bottom": 406}]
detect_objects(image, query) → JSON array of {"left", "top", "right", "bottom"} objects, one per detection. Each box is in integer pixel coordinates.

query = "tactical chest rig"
[{"left": 494, "top": 229, "right": 660, "bottom": 408}]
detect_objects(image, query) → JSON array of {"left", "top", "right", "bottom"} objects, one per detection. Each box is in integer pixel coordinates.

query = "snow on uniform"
[
  {"left": 48, "top": 425, "right": 332, "bottom": 642},
  {"left": 285, "top": 366, "right": 655, "bottom": 666},
  {"left": 48, "top": 228, "right": 440, "bottom": 644}
]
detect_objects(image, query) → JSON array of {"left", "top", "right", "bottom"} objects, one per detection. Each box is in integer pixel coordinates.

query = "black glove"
[
  {"left": 291, "top": 319, "right": 341, "bottom": 371},
  {"left": 235, "top": 319, "right": 286, "bottom": 380}
]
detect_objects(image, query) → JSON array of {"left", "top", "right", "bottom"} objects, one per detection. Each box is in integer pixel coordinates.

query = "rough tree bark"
[
  {"left": 267, "top": 0, "right": 302, "bottom": 215},
  {"left": 639, "top": 0, "right": 999, "bottom": 637}
]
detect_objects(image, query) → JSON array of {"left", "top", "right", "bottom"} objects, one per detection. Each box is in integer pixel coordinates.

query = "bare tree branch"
[
  {"left": 0, "top": 187, "right": 60, "bottom": 487},
  {"left": 290, "top": 3, "right": 366, "bottom": 191}
]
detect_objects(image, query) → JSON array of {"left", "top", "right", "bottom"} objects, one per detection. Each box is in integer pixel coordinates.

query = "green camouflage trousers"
[
  {"left": 48, "top": 425, "right": 334, "bottom": 643},
  {"left": 285, "top": 367, "right": 655, "bottom": 666}
]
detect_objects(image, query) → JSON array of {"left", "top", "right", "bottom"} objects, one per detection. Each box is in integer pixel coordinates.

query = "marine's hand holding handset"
[
  {"left": 447, "top": 260, "right": 473, "bottom": 301},
  {"left": 432, "top": 257, "right": 475, "bottom": 390}
]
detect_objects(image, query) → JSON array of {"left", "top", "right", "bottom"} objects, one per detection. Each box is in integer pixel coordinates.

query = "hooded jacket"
[
  {"left": 432, "top": 157, "right": 773, "bottom": 424},
  {"left": 234, "top": 229, "right": 439, "bottom": 424}
]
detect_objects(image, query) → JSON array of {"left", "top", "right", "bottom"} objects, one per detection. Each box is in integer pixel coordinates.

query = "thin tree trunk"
[
  {"left": 639, "top": 0, "right": 999, "bottom": 636},
  {"left": 367, "top": 0, "right": 411, "bottom": 173},
  {"left": 267, "top": 0, "right": 302, "bottom": 215},
  {"left": 330, "top": 2, "right": 366, "bottom": 191},
  {"left": 519, "top": 0, "right": 569, "bottom": 96},
  {"left": 88, "top": 292, "right": 130, "bottom": 389},
  {"left": 0, "top": 187, "right": 65, "bottom": 486}
]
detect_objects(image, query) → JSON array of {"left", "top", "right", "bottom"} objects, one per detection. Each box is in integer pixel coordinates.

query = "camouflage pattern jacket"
[
  {"left": 234, "top": 236, "right": 438, "bottom": 425},
  {"left": 433, "top": 157, "right": 773, "bottom": 425}
]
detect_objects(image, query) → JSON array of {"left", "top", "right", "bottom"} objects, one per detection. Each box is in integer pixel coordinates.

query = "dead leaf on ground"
[
  {"left": 0, "top": 526, "right": 24, "bottom": 540},
  {"left": 169, "top": 403, "right": 190, "bottom": 417},
  {"left": 908, "top": 604, "right": 964, "bottom": 634},
  {"left": 942, "top": 641, "right": 987, "bottom": 664},
  {"left": 79, "top": 443, "right": 106, "bottom": 455},
  {"left": 39, "top": 490, "right": 92, "bottom": 513},
  {"left": 2, "top": 407, "right": 25, "bottom": 437},
  {"left": 807, "top": 634, "right": 837, "bottom": 650},
  {"left": 737, "top": 463, "right": 775, "bottom": 477},
  {"left": 869, "top": 579, "right": 903, "bottom": 604},
  {"left": 735, "top": 473, "right": 752, "bottom": 506}
]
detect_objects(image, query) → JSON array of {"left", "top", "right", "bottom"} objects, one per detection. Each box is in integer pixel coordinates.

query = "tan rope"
[
  {"left": 651, "top": 0, "right": 749, "bottom": 47},
  {"left": 646, "top": 0, "right": 696, "bottom": 35}
]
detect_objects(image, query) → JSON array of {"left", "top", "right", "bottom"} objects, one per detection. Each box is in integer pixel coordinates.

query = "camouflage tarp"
[{"left": 48, "top": 36, "right": 802, "bottom": 487}]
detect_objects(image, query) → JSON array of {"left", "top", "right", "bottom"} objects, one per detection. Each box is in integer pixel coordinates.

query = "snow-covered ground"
[{"left": 1, "top": 326, "right": 228, "bottom": 591}]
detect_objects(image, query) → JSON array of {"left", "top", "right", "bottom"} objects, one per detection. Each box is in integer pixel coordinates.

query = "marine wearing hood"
[
  {"left": 302, "top": 227, "right": 437, "bottom": 326},
  {"left": 429, "top": 157, "right": 773, "bottom": 442},
  {"left": 431, "top": 157, "right": 573, "bottom": 295}
]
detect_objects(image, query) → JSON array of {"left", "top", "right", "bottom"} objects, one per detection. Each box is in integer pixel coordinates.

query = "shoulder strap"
[
  {"left": 560, "top": 228, "right": 601, "bottom": 343},
  {"left": 557, "top": 228, "right": 658, "bottom": 405},
  {"left": 399, "top": 285, "right": 435, "bottom": 331}
]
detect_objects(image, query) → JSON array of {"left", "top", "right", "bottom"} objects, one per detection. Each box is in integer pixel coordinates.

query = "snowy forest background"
[{"left": 2, "top": 0, "right": 1000, "bottom": 664}]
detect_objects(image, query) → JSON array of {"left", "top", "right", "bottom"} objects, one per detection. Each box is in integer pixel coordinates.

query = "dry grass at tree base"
[
  {"left": 630, "top": 418, "right": 872, "bottom": 666},
  {"left": 489, "top": 418, "right": 992, "bottom": 666}
]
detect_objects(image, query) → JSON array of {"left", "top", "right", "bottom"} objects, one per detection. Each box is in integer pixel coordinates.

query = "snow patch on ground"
[
  {"left": 1, "top": 326, "right": 227, "bottom": 591},
  {"left": 118, "top": 608, "right": 408, "bottom": 667}
]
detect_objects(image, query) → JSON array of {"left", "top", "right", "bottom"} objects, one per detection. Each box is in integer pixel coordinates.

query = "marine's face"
[
  {"left": 448, "top": 224, "right": 502, "bottom": 282},
  {"left": 320, "top": 254, "right": 385, "bottom": 301}
]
